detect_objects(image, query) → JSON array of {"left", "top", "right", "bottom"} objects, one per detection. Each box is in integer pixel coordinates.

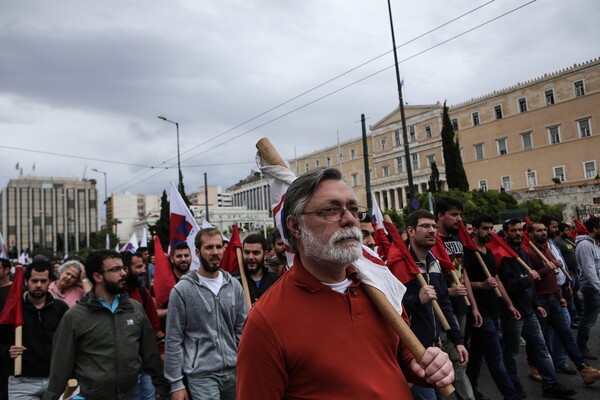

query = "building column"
[
  {"left": 394, "top": 187, "right": 401, "bottom": 210},
  {"left": 384, "top": 189, "right": 390, "bottom": 211}
]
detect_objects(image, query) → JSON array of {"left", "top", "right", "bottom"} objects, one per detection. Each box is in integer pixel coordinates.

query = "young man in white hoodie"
[
  {"left": 164, "top": 227, "right": 248, "bottom": 400},
  {"left": 575, "top": 216, "right": 600, "bottom": 360}
]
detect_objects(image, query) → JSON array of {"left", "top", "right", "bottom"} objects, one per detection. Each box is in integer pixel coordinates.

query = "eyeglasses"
[
  {"left": 102, "top": 266, "right": 126, "bottom": 274},
  {"left": 415, "top": 223, "right": 438, "bottom": 230},
  {"left": 302, "top": 205, "right": 368, "bottom": 222}
]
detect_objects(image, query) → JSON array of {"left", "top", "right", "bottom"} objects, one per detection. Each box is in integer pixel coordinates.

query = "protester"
[
  {"left": 555, "top": 222, "right": 583, "bottom": 320},
  {"left": 575, "top": 216, "right": 600, "bottom": 361},
  {"left": 237, "top": 167, "right": 454, "bottom": 399},
  {"left": 235, "top": 233, "right": 279, "bottom": 303},
  {"left": 497, "top": 218, "right": 577, "bottom": 398},
  {"left": 525, "top": 222, "right": 600, "bottom": 385},
  {"left": 47, "top": 260, "right": 92, "bottom": 307},
  {"left": 0, "top": 258, "right": 13, "bottom": 400},
  {"left": 265, "top": 229, "right": 288, "bottom": 275},
  {"left": 164, "top": 228, "right": 247, "bottom": 400},
  {"left": 465, "top": 215, "right": 521, "bottom": 400},
  {"left": 404, "top": 209, "right": 468, "bottom": 400},
  {"left": 2, "top": 260, "right": 69, "bottom": 399},
  {"left": 156, "top": 242, "right": 192, "bottom": 321},
  {"left": 44, "top": 250, "right": 168, "bottom": 399},
  {"left": 359, "top": 214, "right": 377, "bottom": 251}
]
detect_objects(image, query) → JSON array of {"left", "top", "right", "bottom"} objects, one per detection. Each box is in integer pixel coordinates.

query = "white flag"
[
  {"left": 371, "top": 193, "right": 388, "bottom": 234},
  {"left": 140, "top": 228, "right": 148, "bottom": 248},
  {"left": 169, "top": 182, "right": 200, "bottom": 270},
  {"left": 120, "top": 232, "right": 139, "bottom": 252}
]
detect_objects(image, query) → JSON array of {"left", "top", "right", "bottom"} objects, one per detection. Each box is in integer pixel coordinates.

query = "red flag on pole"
[
  {"left": 521, "top": 217, "right": 532, "bottom": 248},
  {"left": 487, "top": 231, "right": 520, "bottom": 268},
  {"left": 457, "top": 221, "right": 478, "bottom": 251},
  {"left": 220, "top": 224, "right": 242, "bottom": 274},
  {"left": 153, "top": 236, "right": 176, "bottom": 308},
  {"left": 574, "top": 219, "right": 588, "bottom": 235},
  {"left": 431, "top": 233, "right": 455, "bottom": 271},
  {"left": 0, "top": 265, "right": 24, "bottom": 326}
]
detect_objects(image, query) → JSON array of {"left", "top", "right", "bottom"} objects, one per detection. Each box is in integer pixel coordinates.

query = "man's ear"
[
  {"left": 92, "top": 271, "right": 103, "bottom": 285},
  {"left": 287, "top": 216, "right": 301, "bottom": 239}
]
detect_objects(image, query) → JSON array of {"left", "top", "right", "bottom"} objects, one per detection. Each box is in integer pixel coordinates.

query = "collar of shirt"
[{"left": 98, "top": 294, "right": 121, "bottom": 313}]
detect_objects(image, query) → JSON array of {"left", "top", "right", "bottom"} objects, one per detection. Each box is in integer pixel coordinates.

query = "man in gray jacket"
[
  {"left": 575, "top": 216, "right": 600, "bottom": 359},
  {"left": 165, "top": 227, "right": 248, "bottom": 400}
]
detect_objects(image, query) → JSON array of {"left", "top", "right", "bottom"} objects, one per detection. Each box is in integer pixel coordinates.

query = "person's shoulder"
[{"left": 52, "top": 298, "right": 70, "bottom": 313}]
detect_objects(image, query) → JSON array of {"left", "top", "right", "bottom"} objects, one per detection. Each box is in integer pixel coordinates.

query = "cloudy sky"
[{"left": 1, "top": 0, "right": 598, "bottom": 200}]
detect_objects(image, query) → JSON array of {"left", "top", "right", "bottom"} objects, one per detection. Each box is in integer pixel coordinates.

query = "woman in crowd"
[{"left": 48, "top": 260, "right": 92, "bottom": 307}]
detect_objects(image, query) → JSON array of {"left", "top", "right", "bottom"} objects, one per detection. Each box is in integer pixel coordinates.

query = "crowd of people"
[{"left": 1, "top": 166, "right": 599, "bottom": 399}]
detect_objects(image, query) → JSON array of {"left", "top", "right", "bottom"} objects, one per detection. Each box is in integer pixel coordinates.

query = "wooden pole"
[
  {"left": 62, "top": 379, "right": 79, "bottom": 399},
  {"left": 256, "top": 137, "right": 454, "bottom": 397},
  {"left": 416, "top": 274, "right": 451, "bottom": 332},
  {"left": 449, "top": 269, "right": 471, "bottom": 307},
  {"left": 528, "top": 242, "right": 572, "bottom": 281},
  {"left": 236, "top": 248, "right": 253, "bottom": 310},
  {"left": 474, "top": 252, "right": 503, "bottom": 298},
  {"left": 14, "top": 325, "right": 22, "bottom": 376}
]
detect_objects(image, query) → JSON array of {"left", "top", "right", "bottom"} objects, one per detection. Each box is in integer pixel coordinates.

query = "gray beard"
[{"left": 300, "top": 224, "right": 362, "bottom": 267}]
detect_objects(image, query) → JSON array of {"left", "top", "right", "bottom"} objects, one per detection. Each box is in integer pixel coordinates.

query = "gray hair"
[
  {"left": 58, "top": 260, "right": 83, "bottom": 276},
  {"left": 283, "top": 167, "right": 344, "bottom": 252}
]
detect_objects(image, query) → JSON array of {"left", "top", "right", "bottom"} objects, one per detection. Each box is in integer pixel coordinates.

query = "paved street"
[{"left": 472, "top": 318, "right": 600, "bottom": 400}]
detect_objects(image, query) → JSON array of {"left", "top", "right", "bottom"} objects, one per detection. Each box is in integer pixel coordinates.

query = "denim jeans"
[
  {"left": 576, "top": 288, "right": 600, "bottom": 351},
  {"left": 8, "top": 376, "right": 48, "bottom": 400},
  {"left": 537, "top": 295, "right": 585, "bottom": 366},
  {"left": 129, "top": 371, "right": 155, "bottom": 400},
  {"left": 441, "top": 314, "right": 475, "bottom": 400},
  {"left": 410, "top": 384, "right": 436, "bottom": 400},
  {"left": 502, "top": 314, "right": 558, "bottom": 387},
  {"left": 546, "top": 307, "right": 570, "bottom": 367},
  {"left": 187, "top": 371, "right": 236, "bottom": 400},
  {"left": 466, "top": 316, "right": 519, "bottom": 400}
]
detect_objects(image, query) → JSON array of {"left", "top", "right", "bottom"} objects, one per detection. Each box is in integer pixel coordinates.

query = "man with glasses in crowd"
[
  {"left": 237, "top": 167, "right": 453, "bottom": 399},
  {"left": 44, "top": 250, "right": 167, "bottom": 400}
]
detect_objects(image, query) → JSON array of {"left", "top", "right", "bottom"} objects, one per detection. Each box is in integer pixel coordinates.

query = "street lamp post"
[
  {"left": 158, "top": 115, "right": 183, "bottom": 194},
  {"left": 91, "top": 168, "right": 108, "bottom": 229}
]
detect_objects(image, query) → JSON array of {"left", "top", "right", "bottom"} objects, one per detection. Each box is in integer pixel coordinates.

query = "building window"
[
  {"left": 380, "top": 138, "right": 387, "bottom": 151},
  {"left": 425, "top": 125, "right": 432, "bottom": 138},
  {"left": 545, "top": 89, "right": 555, "bottom": 105},
  {"left": 553, "top": 166, "right": 565, "bottom": 182},
  {"left": 394, "top": 130, "right": 401, "bottom": 147},
  {"left": 497, "top": 138, "right": 508, "bottom": 155},
  {"left": 382, "top": 165, "right": 390, "bottom": 177},
  {"left": 584, "top": 161, "right": 597, "bottom": 179},
  {"left": 548, "top": 125, "right": 561, "bottom": 144},
  {"left": 451, "top": 118, "right": 459, "bottom": 131},
  {"left": 479, "top": 179, "right": 488, "bottom": 192},
  {"left": 396, "top": 156, "right": 404, "bottom": 173},
  {"left": 474, "top": 143, "right": 484, "bottom": 160},
  {"left": 518, "top": 97, "right": 528, "bottom": 113},
  {"left": 350, "top": 149, "right": 356, "bottom": 160},
  {"left": 305, "top": 163, "right": 309, "bottom": 173},
  {"left": 352, "top": 173, "right": 359, "bottom": 187},
  {"left": 494, "top": 105, "right": 503, "bottom": 119},
  {"left": 326, "top": 156, "right": 331, "bottom": 167},
  {"left": 574, "top": 80, "right": 585, "bottom": 97},
  {"left": 315, "top": 160, "right": 320, "bottom": 168},
  {"left": 411, "top": 153, "right": 419, "bottom": 170},
  {"left": 426, "top": 154, "right": 435, "bottom": 167},
  {"left": 578, "top": 118, "right": 591, "bottom": 138},
  {"left": 409, "top": 126, "right": 416, "bottom": 142},
  {"left": 472, "top": 112, "right": 480, "bottom": 126},
  {"left": 521, "top": 132, "right": 533, "bottom": 150},
  {"left": 527, "top": 170, "right": 538, "bottom": 187},
  {"left": 501, "top": 176, "right": 512, "bottom": 191},
  {"left": 338, "top": 152, "right": 343, "bottom": 163}
]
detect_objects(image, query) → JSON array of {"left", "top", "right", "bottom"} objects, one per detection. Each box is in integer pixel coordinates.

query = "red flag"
[
  {"left": 457, "top": 221, "right": 478, "bottom": 251},
  {"left": 431, "top": 233, "right": 455, "bottom": 271},
  {"left": 487, "top": 231, "right": 520, "bottom": 268},
  {"left": 373, "top": 223, "right": 391, "bottom": 260},
  {"left": 522, "top": 217, "right": 532, "bottom": 249},
  {"left": 220, "top": 224, "right": 242, "bottom": 274},
  {"left": 574, "top": 219, "right": 588, "bottom": 235},
  {"left": 153, "top": 236, "right": 176, "bottom": 308},
  {"left": 0, "top": 265, "right": 24, "bottom": 326},
  {"left": 385, "top": 239, "right": 421, "bottom": 285}
]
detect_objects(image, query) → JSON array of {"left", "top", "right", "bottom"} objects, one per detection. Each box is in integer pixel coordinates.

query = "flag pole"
[
  {"left": 527, "top": 242, "right": 572, "bottom": 281},
  {"left": 236, "top": 247, "right": 253, "bottom": 310},
  {"left": 256, "top": 138, "right": 454, "bottom": 397},
  {"left": 14, "top": 325, "right": 22, "bottom": 376}
]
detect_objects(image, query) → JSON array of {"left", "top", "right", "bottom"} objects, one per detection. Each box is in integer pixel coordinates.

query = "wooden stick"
[
  {"left": 63, "top": 379, "right": 78, "bottom": 399},
  {"left": 449, "top": 269, "right": 471, "bottom": 307},
  {"left": 236, "top": 248, "right": 253, "bottom": 310},
  {"left": 416, "top": 273, "right": 451, "bottom": 332},
  {"left": 14, "top": 325, "right": 22, "bottom": 376},
  {"left": 474, "top": 251, "right": 503, "bottom": 298},
  {"left": 257, "top": 137, "right": 455, "bottom": 397},
  {"left": 528, "top": 242, "right": 572, "bottom": 281}
]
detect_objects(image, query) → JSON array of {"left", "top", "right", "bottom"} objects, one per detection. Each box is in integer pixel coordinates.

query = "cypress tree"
[
  {"left": 441, "top": 101, "right": 469, "bottom": 191},
  {"left": 428, "top": 161, "right": 441, "bottom": 193}
]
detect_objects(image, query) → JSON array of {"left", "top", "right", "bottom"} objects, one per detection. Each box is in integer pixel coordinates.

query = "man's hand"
[
  {"left": 456, "top": 344, "right": 469, "bottom": 366},
  {"left": 546, "top": 261, "right": 557, "bottom": 270},
  {"left": 559, "top": 298, "right": 567, "bottom": 307},
  {"left": 527, "top": 270, "right": 540, "bottom": 282},
  {"left": 508, "top": 306, "right": 521, "bottom": 321},
  {"left": 8, "top": 345, "right": 26, "bottom": 359},
  {"left": 410, "top": 347, "right": 454, "bottom": 387},
  {"left": 471, "top": 309, "right": 483, "bottom": 328},
  {"left": 171, "top": 389, "right": 189, "bottom": 400},
  {"left": 536, "top": 306, "right": 547, "bottom": 318},
  {"left": 419, "top": 285, "right": 437, "bottom": 304},
  {"left": 448, "top": 284, "right": 467, "bottom": 297},
  {"left": 482, "top": 277, "right": 498, "bottom": 289}
]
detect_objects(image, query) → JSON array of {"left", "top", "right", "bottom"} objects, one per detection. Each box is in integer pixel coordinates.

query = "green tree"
[
  {"left": 518, "top": 199, "right": 565, "bottom": 221},
  {"left": 382, "top": 208, "right": 405, "bottom": 228},
  {"left": 440, "top": 102, "right": 469, "bottom": 191},
  {"left": 149, "top": 190, "right": 170, "bottom": 252},
  {"left": 428, "top": 161, "right": 441, "bottom": 193}
]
